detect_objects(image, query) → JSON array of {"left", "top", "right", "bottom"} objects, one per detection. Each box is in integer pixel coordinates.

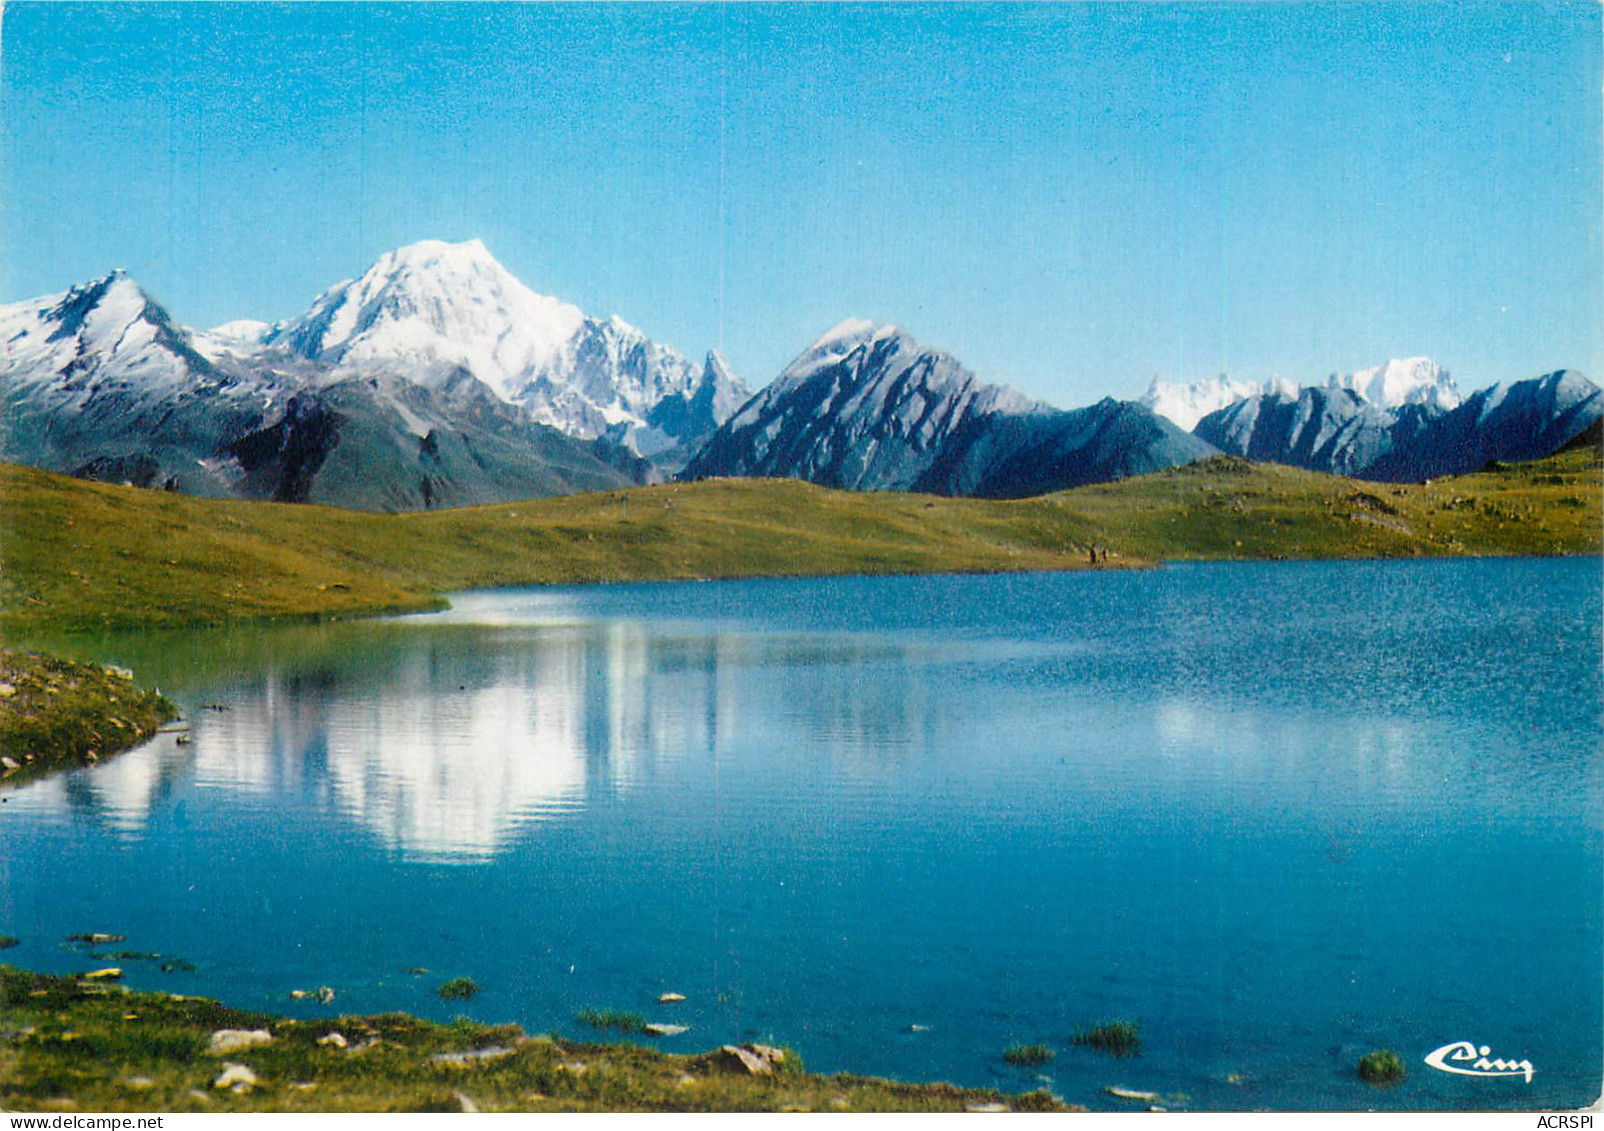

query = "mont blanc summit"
[
  {"left": 269, "top": 239, "right": 748, "bottom": 458},
  {"left": 272, "top": 239, "right": 590, "bottom": 400}
]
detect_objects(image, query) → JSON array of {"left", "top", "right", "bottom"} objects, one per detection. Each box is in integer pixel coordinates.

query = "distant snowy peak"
[
  {"left": 685, "top": 319, "right": 1214, "bottom": 495},
  {"left": 703, "top": 349, "right": 737, "bottom": 388},
  {"left": 211, "top": 318, "right": 274, "bottom": 338},
  {"left": 1196, "top": 368, "right": 1600, "bottom": 482},
  {"left": 690, "top": 350, "right": 749, "bottom": 425},
  {"left": 1141, "top": 374, "right": 1297, "bottom": 432},
  {"left": 812, "top": 317, "right": 879, "bottom": 348},
  {"left": 770, "top": 320, "right": 1033, "bottom": 415},
  {"left": 1326, "top": 357, "right": 1461, "bottom": 411},
  {"left": 622, "top": 349, "right": 754, "bottom": 467},
  {"left": 1144, "top": 358, "right": 1458, "bottom": 430},
  {"left": 806, "top": 317, "right": 885, "bottom": 360},
  {"left": 190, "top": 318, "right": 278, "bottom": 361}
]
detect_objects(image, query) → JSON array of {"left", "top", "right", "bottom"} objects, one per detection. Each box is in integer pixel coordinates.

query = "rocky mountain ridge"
[{"left": 683, "top": 321, "right": 1217, "bottom": 496}]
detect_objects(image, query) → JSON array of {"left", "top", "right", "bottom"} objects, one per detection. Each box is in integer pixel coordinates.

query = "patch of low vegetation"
[
  {"left": 1002, "top": 1043, "right": 1055, "bottom": 1067},
  {"left": 1071, "top": 1020, "right": 1141, "bottom": 1058},
  {"left": 436, "top": 977, "right": 480, "bottom": 1001},
  {"left": 0, "top": 651, "right": 178, "bottom": 788},
  {"left": 576, "top": 1009, "right": 649, "bottom": 1036},
  {"left": 0, "top": 966, "right": 1074, "bottom": 1112},
  {"left": 0, "top": 936, "right": 18, "bottom": 949},
  {"left": 1357, "top": 1049, "right": 1406, "bottom": 1086}
]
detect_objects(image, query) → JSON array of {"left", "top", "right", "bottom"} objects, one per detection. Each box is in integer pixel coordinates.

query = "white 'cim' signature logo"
[{"left": 1424, "top": 1041, "right": 1534, "bottom": 1083}]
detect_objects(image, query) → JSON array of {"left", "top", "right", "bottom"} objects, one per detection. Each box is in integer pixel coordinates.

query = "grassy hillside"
[
  {"left": 0, "top": 444, "right": 1597, "bottom": 634},
  {"left": 1049, "top": 447, "right": 1601, "bottom": 560},
  {"left": 0, "top": 466, "right": 1109, "bottom": 633},
  {"left": 0, "top": 967, "right": 1068, "bottom": 1113}
]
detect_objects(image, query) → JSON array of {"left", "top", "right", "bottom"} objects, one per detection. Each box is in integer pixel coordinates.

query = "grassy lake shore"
[
  {"left": 0, "top": 967, "right": 1071, "bottom": 1113},
  {"left": 0, "top": 650, "right": 178, "bottom": 789},
  {"left": 1, "top": 443, "right": 1598, "bottom": 635}
]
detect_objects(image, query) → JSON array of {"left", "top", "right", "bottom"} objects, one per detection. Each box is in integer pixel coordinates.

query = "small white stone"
[
  {"left": 430, "top": 1046, "right": 515, "bottom": 1067},
  {"left": 213, "top": 1062, "right": 258, "bottom": 1092},
  {"left": 1104, "top": 1086, "right": 1160, "bottom": 1103},
  {"left": 207, "top": 1028, "right": 273, "bottom": 1055}
]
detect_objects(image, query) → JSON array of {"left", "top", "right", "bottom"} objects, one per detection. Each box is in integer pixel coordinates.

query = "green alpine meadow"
[{"left": 2, "top": 441, "right": 1596, "bottom": 637}]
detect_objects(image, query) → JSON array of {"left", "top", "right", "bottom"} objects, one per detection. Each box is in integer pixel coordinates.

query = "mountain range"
[
  {"left": 683, "top": 320, "right": 1214, "bottom": 496},
  {"left": 1, "top": 238, "right": 1597, "bottom": 511},
  {"left": 1140, "top": 358, "right": 1460, "bottom": 432},
  {"left": 0, "top": 241, "right": 744, "bottom": 509},
  {"left": 1193, "top": 370, "right": 1601, "bottom": 482}
]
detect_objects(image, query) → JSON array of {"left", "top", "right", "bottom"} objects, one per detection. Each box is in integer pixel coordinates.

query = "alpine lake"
[{"left": 3, "top": 558, "right": 1599, "bottom": 1111}]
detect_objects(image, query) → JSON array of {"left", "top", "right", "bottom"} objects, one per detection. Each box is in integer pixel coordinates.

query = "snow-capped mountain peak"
[
  {"left": 0, "top": 271, "right": 215, "bottom": 401},
  {"left": 271, "top": 238, "right": 586, "bottom": 401},
  {"left": 189, "top": 318, "right": 278, "bottom": 361},
  {"left": 254, "top": 238, "right": 745, "bottom": 452},
  {"left": 1326, "top": 357, "right": 1461, "bottom": 411},
  {"left": 1144, "top": 358, "right": 1458, "bottom": 430},
  {"left": 696, "top": 350, "right": 748, "bottom": 422},
  {"left": 777, "top": 318, "right": 917, "bottom": 391},
  {"left": 209, "top": 318, "right": 274, "bottom": 341},
  {"left": 1141, "top": 374, "right": 1284, "bottom": 431},
  {"left": 810, "top": 317, "right": 879, "bottom": 352},
  {"left": 47, "top": 270, "right": 156, "bottom": 349}
]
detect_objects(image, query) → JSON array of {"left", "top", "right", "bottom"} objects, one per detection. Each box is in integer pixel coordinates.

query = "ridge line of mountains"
[{"left": 3, "top": 238, "right": 1598, "bottom": 512}]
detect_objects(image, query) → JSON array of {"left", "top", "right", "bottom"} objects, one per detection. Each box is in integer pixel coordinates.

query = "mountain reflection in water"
[{"left": 13, "top": 620, "right": 928, "bottom": 862}]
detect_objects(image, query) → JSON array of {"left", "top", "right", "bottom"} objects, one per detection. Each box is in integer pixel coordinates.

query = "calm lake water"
[{"left": 3, "top": 559, "right": 1600, "bottom": 1111}]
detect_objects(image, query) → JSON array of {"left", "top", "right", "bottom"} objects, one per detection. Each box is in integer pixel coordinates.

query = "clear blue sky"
[{"left": 2, "top": 2, "right": 1599, "bottom": 404}]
